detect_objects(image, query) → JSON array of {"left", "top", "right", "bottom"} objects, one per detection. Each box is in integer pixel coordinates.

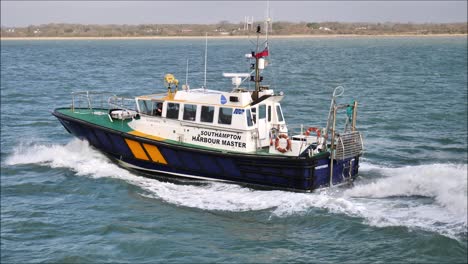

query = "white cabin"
[{"left": 127, "top": 87, "right": 315, "bottom": 156}]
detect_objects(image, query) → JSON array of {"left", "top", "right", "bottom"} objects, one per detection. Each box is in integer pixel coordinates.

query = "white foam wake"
[
  {"left": 346, "top": 163, "right": 467, "bottom": 216},
  {"left": 6, "top": 139, "right": 467, "bottom": 239},
  {"left": 5, "top": 139, "right": 135, "bottom": 179}
]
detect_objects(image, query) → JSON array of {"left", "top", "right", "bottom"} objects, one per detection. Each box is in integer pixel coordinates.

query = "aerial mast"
[
  {"left": 254, "top": 24, "right": 261, "bottom": 93},
  {"left": 250, "top": 24, "right": 269, "bottom": 100}
]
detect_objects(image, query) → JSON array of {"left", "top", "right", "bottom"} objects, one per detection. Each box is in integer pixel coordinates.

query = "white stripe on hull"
[{"left": 117, "top": 159, "right": 231, "bottom": 183}]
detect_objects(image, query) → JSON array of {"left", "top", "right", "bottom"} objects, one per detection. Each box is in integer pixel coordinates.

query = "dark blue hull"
[{"left": 53, "top": 110, "right": 360, "bottom": 191}]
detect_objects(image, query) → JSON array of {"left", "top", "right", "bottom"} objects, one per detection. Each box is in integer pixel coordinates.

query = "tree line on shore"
[{"left": 1, "top": 21, "right": 466, "bottom": 37}]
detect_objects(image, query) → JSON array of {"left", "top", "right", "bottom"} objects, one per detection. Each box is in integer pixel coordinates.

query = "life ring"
[
  {"left": 305, "top": 127, "right": 321, "bottom": 137},
  {"left": 275, "top": 133, "right": 292, "bottom": 153}
]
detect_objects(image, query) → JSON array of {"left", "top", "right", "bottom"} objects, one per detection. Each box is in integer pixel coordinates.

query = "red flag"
[{"left": 254, "top": 47, "right": 269, "bottom": 58}]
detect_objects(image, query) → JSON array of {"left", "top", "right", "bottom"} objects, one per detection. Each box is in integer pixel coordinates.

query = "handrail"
[
  {"left": 324, "top": 86, "right": 344, "bottom": 144},
  {"left": 108, "top": 96, "right": 137, "bottom": 111},
  {"left": 334, "top": 131, "right": 363, "bottom": 160},
  {"left": 322, "top": 89, "right": 362, "bottom": 187},
  {"left": 71, "top": 91, "right": 117, "bottom": 113}
]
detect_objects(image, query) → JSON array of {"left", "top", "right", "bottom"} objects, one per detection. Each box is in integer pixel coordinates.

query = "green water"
[{"left": 1, "top": 37, "right": 467, "bottom": 263}]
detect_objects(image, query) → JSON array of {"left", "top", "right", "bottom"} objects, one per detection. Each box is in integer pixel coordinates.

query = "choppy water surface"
[{"left": 1, "top": 37, "right": 467, "bottom": 263}]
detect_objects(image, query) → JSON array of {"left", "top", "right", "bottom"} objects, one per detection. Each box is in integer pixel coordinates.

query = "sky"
[{"left": 1, "top": 1, "right": 467, "bottom": 27}]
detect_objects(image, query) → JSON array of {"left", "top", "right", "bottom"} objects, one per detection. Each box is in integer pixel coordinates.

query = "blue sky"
[{"left": 1, "top": 1, "right": 467, "bottom": 27}]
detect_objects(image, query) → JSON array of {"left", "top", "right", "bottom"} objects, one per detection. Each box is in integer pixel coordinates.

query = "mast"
[
  {"left": 249, "top": 6, "right": 270, "bottom": 100},
  {"left": 254, "top": 25, "right": 261, "bottom": 93},
  {"left": 250, "top": 26, "right": 269, "bottom": 100}
]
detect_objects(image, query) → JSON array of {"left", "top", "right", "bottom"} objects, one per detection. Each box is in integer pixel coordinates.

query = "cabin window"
[
  {"left": 138, "top": 100, "right": 152, "bottom": 115},
  {"left": 268, "top": 106, "right": 272, "bottom": 122},
  {"left": 183, "top": 104, "right": 197, "bottom": 121},
  {"left": 251, "top": 107, "right": 256, "bottom": 124},
  {"left": 201, "top": 106, "right": 214, "bottom": 123},
  {"left": 258, "top": 104, "right": 266, "bottom": 119},
  {"left": 166, "top": 103, "right": 180, "bottom": 119},
  {"left": 218, "top": 107, "right": 232, "bottom": 125},
  {"left": 152, "top": 101, "right": 163, "bottom": 116},
  {"left": 246, "top": 109, "right": 253, "bottom": 127},
  {"left": 276, "top": 105, "right": 284, "bottom": 122}
]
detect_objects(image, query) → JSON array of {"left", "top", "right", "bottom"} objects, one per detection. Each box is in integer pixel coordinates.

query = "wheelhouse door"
[{"left": 257, "top": 104, "right": 269, "bottom": 146}]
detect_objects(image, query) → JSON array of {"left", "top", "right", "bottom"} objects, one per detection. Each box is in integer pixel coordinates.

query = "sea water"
[{"left": 1, "top": 37, "right": 467, "bottom": 263}]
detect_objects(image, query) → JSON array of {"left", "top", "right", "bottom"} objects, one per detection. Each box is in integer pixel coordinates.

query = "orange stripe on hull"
[
  {"left": 129, "top": 131, "right": 165, "bottom": 141},
  {"left": 124, "top": 138, "right": 150, "bottom": 161},
  {"left": 142, "top": 143, "right": 168, "bottom": 165}
]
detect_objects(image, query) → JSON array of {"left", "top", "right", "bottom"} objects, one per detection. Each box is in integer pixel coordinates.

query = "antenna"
[
  {"left": 265, "top": 1, "right": 271, "bottom": 41},
  {"left": 184, "top": 58, "right": 190, "bottom": 90},
  {"left": 185, "top": 58, "right": 189, "bottom": 85},
  {"left": 203, "top": 32, "right": 208, "bottom": 91},
  {"left": 265, "top": 1, "right": 269, "bottom": 40}
]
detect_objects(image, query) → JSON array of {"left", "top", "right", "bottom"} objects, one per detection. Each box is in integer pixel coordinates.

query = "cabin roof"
[{"left": 137, "top": 88, "right": 256, "bottom": 107}]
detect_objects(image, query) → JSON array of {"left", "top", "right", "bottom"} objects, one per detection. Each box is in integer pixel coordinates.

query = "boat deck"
[{"left": 56, "top": 108, "right": 134, "bottom": 133}]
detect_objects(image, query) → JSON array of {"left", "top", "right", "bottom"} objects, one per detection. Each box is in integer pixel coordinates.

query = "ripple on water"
[{"left": 1, "top": 37, "right": 467, "bottom": 263}]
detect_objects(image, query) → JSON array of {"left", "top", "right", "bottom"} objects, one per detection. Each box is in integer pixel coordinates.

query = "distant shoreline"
[{"left": 1, "top": 34, "right": 467, "bottom": 41}]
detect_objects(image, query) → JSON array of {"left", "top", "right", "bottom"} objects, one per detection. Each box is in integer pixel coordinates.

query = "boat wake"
[{"left": 6, "top": 139, "right": 467, "bottom": 239}]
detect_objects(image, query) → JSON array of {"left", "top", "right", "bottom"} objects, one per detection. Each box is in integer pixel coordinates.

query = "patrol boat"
[{"left": 52, "top": 27, "right": 363, "bottom": 192}]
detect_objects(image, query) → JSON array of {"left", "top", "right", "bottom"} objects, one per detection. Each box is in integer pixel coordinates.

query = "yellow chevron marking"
[
  {"left": 142, "top": 143, "right": 168, "bottom": 165},
  {"left": 129, "top": 131, "right": 165, "bottom": 141},
  {"left": 124, "top": 139, "right": 149, "bottom": 161}
]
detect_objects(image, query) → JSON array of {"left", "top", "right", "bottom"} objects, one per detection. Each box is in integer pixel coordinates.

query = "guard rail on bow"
[{"left": 71, "top": 91, "right": 116, "bottom": 113}]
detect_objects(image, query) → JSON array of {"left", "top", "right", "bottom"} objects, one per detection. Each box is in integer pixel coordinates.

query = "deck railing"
[
  {"left": 71, "top": 91, "right": 139, "bottom": 115},
  {"left": 71, "top": 91, "right": 116, "bottom": 113},
  {"left": 334, "top": 131, "right": 363, "bottom": 160},
  {"left": 108, "top": 95, "right": 137, "bottom": 112}
]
